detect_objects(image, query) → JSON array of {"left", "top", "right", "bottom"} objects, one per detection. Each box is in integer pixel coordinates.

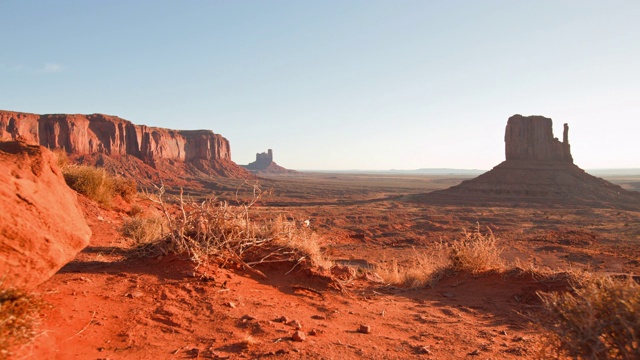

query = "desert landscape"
[
  {"left": 1, "top": 111, "right": 639, "bottom": 360},
  {"left": 2, "top": 3, "right": 640, "bottom": 359}
]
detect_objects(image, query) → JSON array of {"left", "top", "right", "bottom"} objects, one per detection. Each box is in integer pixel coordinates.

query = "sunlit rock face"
[{"left": 0, "top": 110, "right": 245, "bottom": 177}]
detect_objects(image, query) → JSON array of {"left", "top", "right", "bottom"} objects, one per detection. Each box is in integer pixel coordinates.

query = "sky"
[{"left": 1, "top": 1, "right": 639, "bottom": 170}]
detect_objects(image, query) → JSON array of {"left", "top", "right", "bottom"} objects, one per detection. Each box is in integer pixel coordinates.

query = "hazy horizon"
[{"left": 2, "top": 1, "right": 639, "bottom": 170}]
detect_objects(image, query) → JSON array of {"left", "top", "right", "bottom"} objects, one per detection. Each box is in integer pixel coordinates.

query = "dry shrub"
[
  {"left": 373, "top": 227, "right": 504, "bottom": 288},
  {"left": 374, "top": 247, "right": 447, "bottom": 288},
  {"left": 113, "top": 176, "right": 137, "bottom": 201},
  {"left": 51, "top": 148, "right": 68, "bottom": 168},
  {"left": 141, "top": 184, "right": 331, "bottom": 271},
  {"left": 448, "top": 226, "right": 504, "bottom": 274},
  {"left": 121, "top": 216, "right": 165, "bottom": 245},
  {"left": 0, "top": 287, "right": 45, "bottom": 357},
  {"left": 538, "top": 275, "right": 640, "bottom": 359},
  {"left": 63, "top": 165, "right": 136, "bottom": 206}
]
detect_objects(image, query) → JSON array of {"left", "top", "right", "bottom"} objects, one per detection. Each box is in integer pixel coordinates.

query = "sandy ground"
[{"left": 14, "top": 172, "right": 640, "bottom": 359}]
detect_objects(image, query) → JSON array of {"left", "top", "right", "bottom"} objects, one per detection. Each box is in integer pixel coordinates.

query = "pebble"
[
  {"left": 357, "top": 324, "right": 371, "bottom": 334},
  {"left": 292, "top": 331, "right": 306, "bottom": 342}
]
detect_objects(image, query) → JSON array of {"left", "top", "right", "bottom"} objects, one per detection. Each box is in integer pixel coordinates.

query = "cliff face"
[
  {"left": 0, "top": 111, "right": 242, "bottom": 177},
  {"left": 505, "top": 114, "right": 572, "bottom": 162}
]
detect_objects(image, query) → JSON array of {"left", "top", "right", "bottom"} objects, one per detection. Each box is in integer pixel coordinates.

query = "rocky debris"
[
  {"left": 0, "top": 110, "right": 251, "bottom": 179},
  {"left": 0, "top": 141, "right": 91, "bottom": 289},
  {"left": 292, "top": 331, "right": 306, "bottom": 342},
  {"left": 287, "top": 319, "right": 303, "bottom": 329},
  {"left": 424, "top": 114, "right": 640, "bottom": 207},
  {"left": 242, "top": 149, "right": 296, "bottom": 174}
]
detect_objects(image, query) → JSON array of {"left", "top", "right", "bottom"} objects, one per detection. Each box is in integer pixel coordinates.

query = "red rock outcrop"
[
  {"left": 0, "top": 110, "right": 250, "bottom": 178},
  {"left": 0, "top": 141, "right": 91, "bottom": 289},
  {"left": 422, "top": 115, "right": 640, "bottom": 208},
  {"left": 505, "top": 114, "right": 572, "bottom": 162},
  {"left": 243, "top": 149, "right": 297, "bottom": 174}
]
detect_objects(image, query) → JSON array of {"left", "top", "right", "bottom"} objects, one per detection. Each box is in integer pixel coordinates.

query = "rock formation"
[
  {"left": 243, "top": 149, "right": 296, "bottom": 174},
  {"left": 505, "top": 115, "right": 573, "bottom": 162},
  {"left": 0, "top": 110, "right": 251, "bottom": 179},
  {"left": 422, "top": 115, "right": 640, "bottom": 208},
  {"left": 0, "top": 141, "right": 91, "bottom": 289}
]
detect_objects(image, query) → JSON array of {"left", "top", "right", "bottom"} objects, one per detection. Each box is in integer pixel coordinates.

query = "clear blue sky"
[{"left": 1, "top": 1, "right": 639, "bottom": 170}]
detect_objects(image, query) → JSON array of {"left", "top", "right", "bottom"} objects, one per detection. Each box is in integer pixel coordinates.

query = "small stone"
[
  {"left": 309, "top": 329, "right": 318, "bottom": 336},
  {"left": 419, "top": 346, "right": 431, "bottom": 354},
  {"left": 288, "top": 319, "right": 302, "bottom": 329},
  {"left": 311, "top": 315, "right": 326, "bottom": 320},
  {"left": 292, "top": 331, "right": 306, "bottom": 342},
  {"left": 499, "top": 330, "right": 508, "bottom": 336},
  {"left": 442, "top": 292, "right": 455, "bottom": 298},
  {"left": 277, "top": 316, "right": 289, "bottom": 323},
  {"left": 357, "top": 324, "right": 371, "bottom": 334},
  {"left": 468, "top": 349, "right": 480, "bottom": 356},
  {"left": 227, "top": 302, "right": 236, "bottom": 308}
]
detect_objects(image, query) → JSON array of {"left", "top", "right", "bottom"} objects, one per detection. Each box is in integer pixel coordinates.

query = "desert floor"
[{"left": 18, "top": 172, "right": 640, "bottom": 359}]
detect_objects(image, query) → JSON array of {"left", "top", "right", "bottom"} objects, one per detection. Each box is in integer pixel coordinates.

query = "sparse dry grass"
[
  {"left": 374, "top": 247, "right": 447, "bottom": 288},
  {"left": 63, "top": 165, "right": 136, "bottom": 206},
  {"left": 538, "top": 275, "right": 640, "bottom": 359},
  {"left": 448, "top": 226, "right": 504, "bottom": 274},
  {"left": 374, "top": 227, "right": 504, "bottom": 288},
  {"left": 121, "top": 216, "right": 165, "bottom": 245},
  {"left": 0, "top": 287, "right": 46, "bottom": 358}
]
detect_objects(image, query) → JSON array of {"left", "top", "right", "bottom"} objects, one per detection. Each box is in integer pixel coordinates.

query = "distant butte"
[
  {"left": 422, "top": 114, "right": 640, "bottom": 208},
  {"left": 0, "top": 110, "right": 253, "bottom": 183},
  {"left": 242, "top": 149, "right": 296, "bottom": 174}
]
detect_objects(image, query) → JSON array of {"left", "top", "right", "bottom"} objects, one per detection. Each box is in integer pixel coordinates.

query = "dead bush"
[
  {"left": 538, "top": 275, "right": 640, "bottom": 359},
  {"left": 140, "top": 183, "right": 331, "bottom": 271},
  {"left": 448, "top": 226, "right": 504, "bottom": 274},
  {"left": 63, "top": 165, "right": 136, "bottom": 206},
  {"left": 0, "top": 287, "right": 46, "bottom": 357}
]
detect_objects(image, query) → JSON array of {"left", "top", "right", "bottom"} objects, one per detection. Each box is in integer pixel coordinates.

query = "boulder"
[{"left": 0, "top": 141, "right": 91, "bottom": 289}]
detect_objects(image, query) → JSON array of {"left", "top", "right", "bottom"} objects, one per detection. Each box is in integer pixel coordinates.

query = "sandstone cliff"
[
  {"left": 422, "top": 115, "right": 640, "bottom": 208},
  {"left": 0, "top": 110, "right": 250, "bottom": 179}
]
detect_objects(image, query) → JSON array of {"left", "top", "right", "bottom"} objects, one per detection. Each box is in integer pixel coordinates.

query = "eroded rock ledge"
[{"left": 0, "top": 110, "right": 250, "bottom": 178}]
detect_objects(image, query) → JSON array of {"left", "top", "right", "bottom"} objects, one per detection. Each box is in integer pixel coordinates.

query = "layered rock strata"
[{"left": 0, "top": 110, "right": 249, "bottom": 178}]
